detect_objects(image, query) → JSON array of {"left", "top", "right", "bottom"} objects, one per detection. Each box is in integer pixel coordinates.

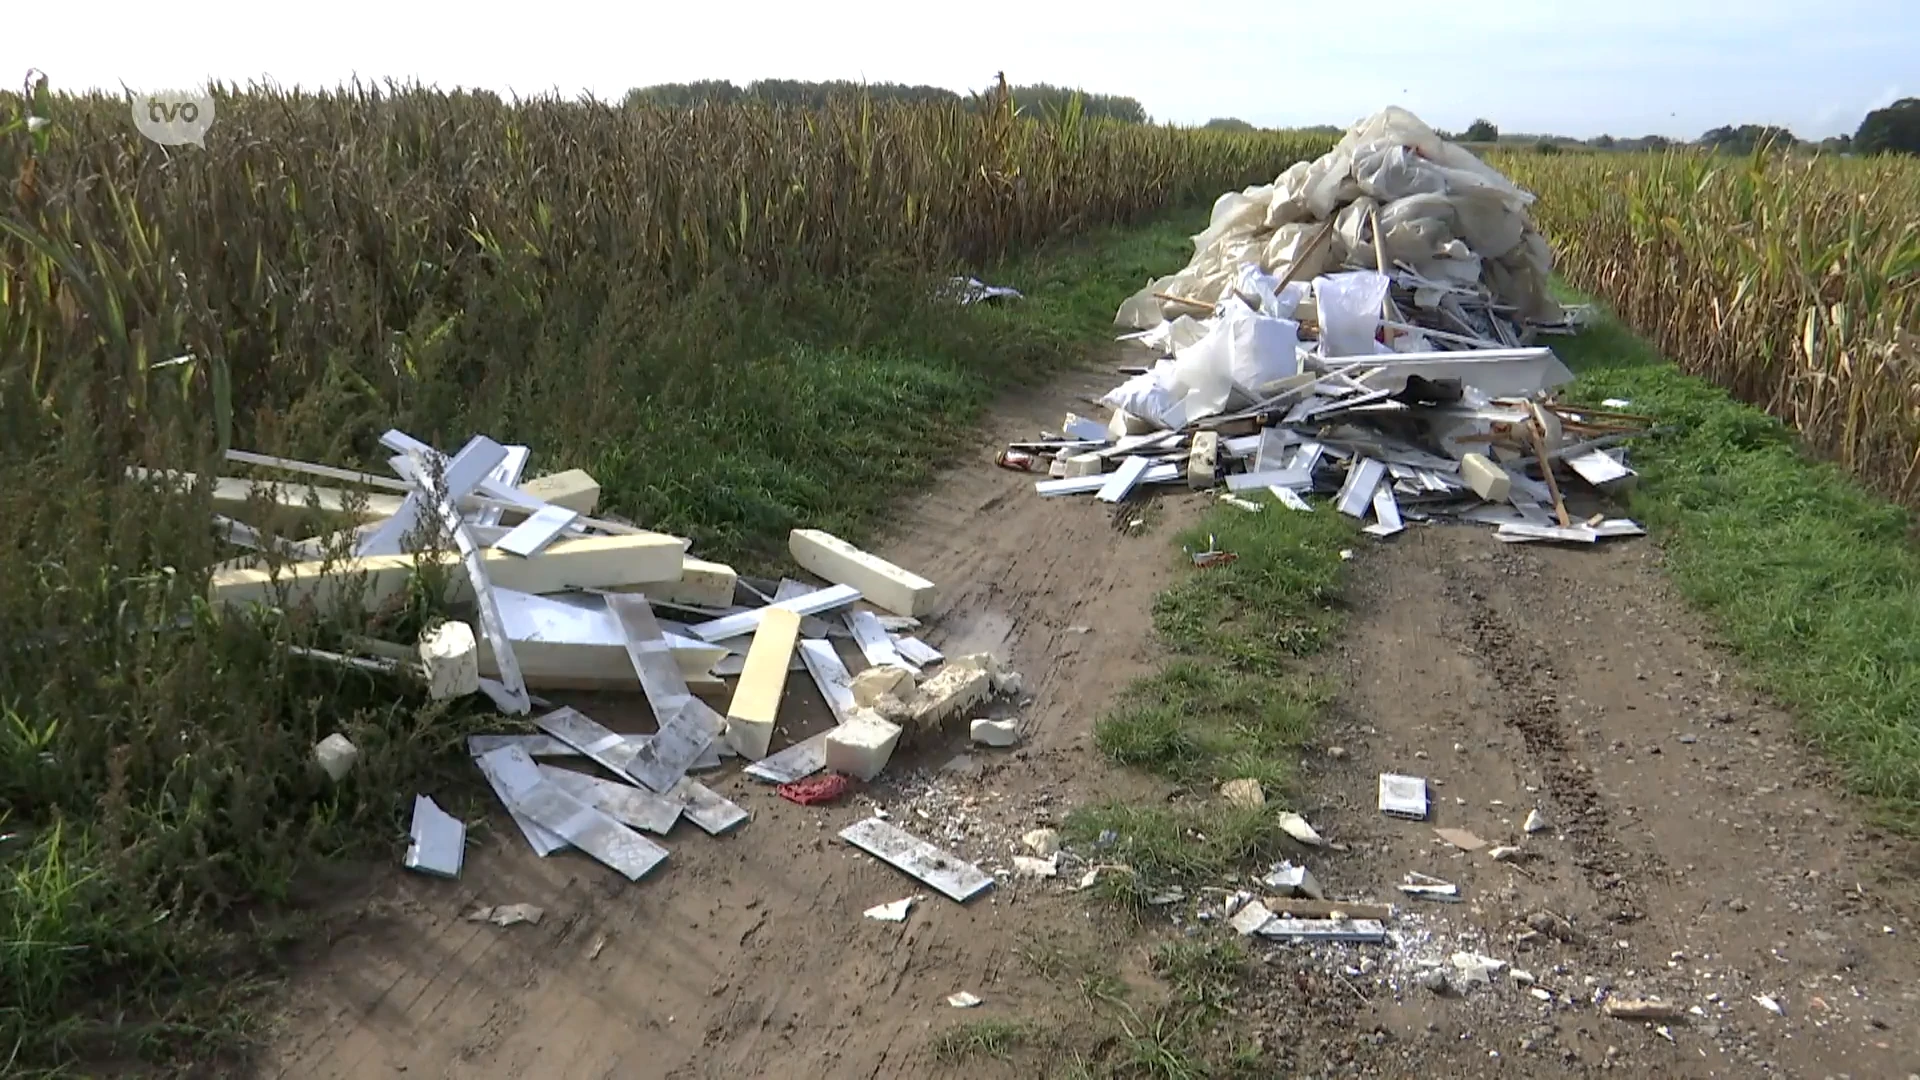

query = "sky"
[{"left": 7, "top": 0, "right": 1913, "bottom": 141}]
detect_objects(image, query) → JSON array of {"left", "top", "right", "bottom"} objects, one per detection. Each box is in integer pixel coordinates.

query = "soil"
[{"left": 262, "top": 366, "right": 1920, "bottom": 1079}]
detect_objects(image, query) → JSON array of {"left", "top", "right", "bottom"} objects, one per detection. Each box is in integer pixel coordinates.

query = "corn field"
[
  {"left": 1497, "top": 149, "right": 1920, "bottom": 505},
  {"left": 0, "top": 79, "right": 1331, "bottom": 461}
]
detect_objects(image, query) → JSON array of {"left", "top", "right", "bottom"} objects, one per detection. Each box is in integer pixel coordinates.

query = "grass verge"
[
  {"left": 0, "top": 211, "right": 1205, "bottom": 1077},
  {"left": 1553, "top": 303, "right": 1920, "bottom": 829}
]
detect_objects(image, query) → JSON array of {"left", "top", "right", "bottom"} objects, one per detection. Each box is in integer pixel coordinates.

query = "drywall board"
[
  {"left": 1336, "top": 458, "right": 1387, "bottom": 518},
  {"left": 797, "top": 639, "right": 860, "bottom": 725},
  {"left": 1226, "top": 467, "right": 1312, "bottom": 493},
  {"left": 359, "top": 434, "right": 510, "bottom": 557},
  {"left": 1035, "top": 463, "right": 1180, "bottom": 496},
  {"left": 474, "top": 445, "right": 531, "bottom": 528},
  {"left": 1096, "top": 455, "right": 1154, "bottom": 503},
  {"left": 404, "top": 448, "right": 529, "bottom": 715},
  {"left": 531, "top": 706, "right": 644, "bottom": 779},
  {"left": 893, "top": 635, "right": 943, "bottom": 667},
  {"left": 479, "top": 746, "right": 668, "bottom": 881},
  {"left": 838, "top": 816, "right": 994, "bottom": 903}
]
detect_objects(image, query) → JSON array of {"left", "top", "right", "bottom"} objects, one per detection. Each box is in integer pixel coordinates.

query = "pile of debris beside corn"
[
  {"left": 166, "top": 430, "right": 1019, "bottom": 894},
  {"left": 1006, "top": 107, "right": 1642, "bottom": 542}
]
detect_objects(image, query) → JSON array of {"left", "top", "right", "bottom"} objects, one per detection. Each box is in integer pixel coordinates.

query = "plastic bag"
[
  {"left": 1171, "top": 300, "right": 1301, "bottom": 416},
  {"left": 1312, "top": 271, "right": 1390, "bottom": 358},
  {"left": 1100, "top": 361, "right": 1183, "bottom": 428}
]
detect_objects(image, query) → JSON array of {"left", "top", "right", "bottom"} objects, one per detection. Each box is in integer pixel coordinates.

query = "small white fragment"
[
  {"left": 947, "top": 992, "right": 982, "bottom": 1008},
  {"left": 1230, "top": 899, "right": 1275, "bottom": 936},
  {"left": 314, "top": 732, "right": 359, "bottom": 782},
  {"left": 1488, "top": 845, "right": 1523, "bottom": 862},
  {"left": 1022, "top": 828, "right": 1061, "bottom": 858},
  {"left": 1523, "top": 809, "right": 1549, "bottom": 834},
  {"left": 466, "top": 903, "right": 544, "bottom": 926},
  {"left": 970, "top": 717, "right": 1021, "bottom": 747},
  {"left": 1754, "top": 994, "right": 1784, "bottom": 1015},
  {"left": 1277, "top": 811, "right": 1324, "bottom": 847},
  {"left": 864, "top": 897, "right": 915, "bottom": 923},
  {"left": 1012, "top": 854, "right": 1059, "bottom": 879}
]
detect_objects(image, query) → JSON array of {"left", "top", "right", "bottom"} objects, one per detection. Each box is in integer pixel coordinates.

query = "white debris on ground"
[
  {"left": 152, "top": 428, "right": 1023, "bottom": 891},
  {"left": 997, "top": 107, "right": 1638, "bottom": 545}
]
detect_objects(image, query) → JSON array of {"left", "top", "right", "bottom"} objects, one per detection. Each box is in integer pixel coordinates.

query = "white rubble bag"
[{"left": 1312, "top": 271, "right": 1390, "bottom": 358}]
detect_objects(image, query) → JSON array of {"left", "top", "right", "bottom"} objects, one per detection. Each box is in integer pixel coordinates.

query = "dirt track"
[{"left": 264, "top": 368, "right": 1920, "bottom": 1079}]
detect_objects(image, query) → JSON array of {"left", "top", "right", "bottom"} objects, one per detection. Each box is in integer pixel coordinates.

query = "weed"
[{"left": 931, "top": 1019, "right": 1038, "bottom": 1063}]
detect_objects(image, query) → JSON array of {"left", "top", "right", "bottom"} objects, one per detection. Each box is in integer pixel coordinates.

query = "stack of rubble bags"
[{"left": 1100, "top": 106, "right": 1572, "bottom": 438}]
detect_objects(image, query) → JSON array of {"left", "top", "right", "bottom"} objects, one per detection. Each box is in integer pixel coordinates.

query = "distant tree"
[
  {"left": 1817, "top": 133, "right": 1854, "bottom": 155},
  {"left": 1640, "top": 134, "right": 1672, "bottom": 150},
  {"left": 1590, "top": 134, "right": 1616, "bottom": 149},
  {"left": 1697, "top": 124, "right": 1798, "bottom": 154},
  {"left": 1533, "top": 138, "right": 1562, "bottom": 154},
  {"left": 1855, "top": 98, "right": 1920, "bottom": 155},
  {"left": 1203, "top": 117, "right": 1256, "bottom": 131},
  {"left": 1009, "top": 83, "right": 1147, "bottom": 123},
  {"left": 1462, "top": 118, "right": 1499, "bottom": 142}
]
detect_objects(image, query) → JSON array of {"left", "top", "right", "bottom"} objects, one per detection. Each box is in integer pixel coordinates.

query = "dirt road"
[{"left": 264, "top": 369, "right": 1920, "bottom": 1079}]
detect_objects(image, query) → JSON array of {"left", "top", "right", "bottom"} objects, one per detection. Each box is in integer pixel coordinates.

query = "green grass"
[
  {"left": 1068, "top": 497, "right": 1352, "bottom": 908},
  {"left": 1553, "top": 303, "right": 1920, "bottom": 828},
  {"left": 0, "top": 211, "right": 1210, "bottom": 1078},
  {"left": 931, "top": 1019, "right": 1040, "bottom": 1064}
]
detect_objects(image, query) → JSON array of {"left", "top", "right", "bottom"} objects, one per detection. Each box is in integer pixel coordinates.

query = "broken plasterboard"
[
  {"left": 471, "top": 744, "right": 569, "bottom": 856},
  {"left": 1378, "top": 773, "right": 1430, "bottom": 820},
  {"left": 403, "top": 447, "right": 529, "bottom": 715},
  {"left": 479, "top": 746, "right": 668, "bottom": 880},
  {"left": 894, "top": 635, "right": 943, "bottom": 667},
  {"left": 1363, "top": 484, "right": 1405, "bottom": 537},
  {"left": 667, "top": 778, "right": 750, "bottom": 835},
  {"left": 1256, "top": 918, "right": 1389, "bottom": 944},
  {"left": 1336, "top": 458, "right": 1388, "bottom": 519},
  {"left": 402, "top": 795, "right": 465, "bottom": 878},
  {"left": 1035, "top": 462, "right": 1179, "bottom": 496},
  {"left": 605, "top": 594, "right": 722, "bottom": 792},
  {"left": 839, "top": 816, "right": 994, "bottom": 903},
  {"left": 743, "top": 730, "right": 830, "bottom": 784},
  {"left": 1096, "top": 455, "right": 1155, "bottom": 503}
]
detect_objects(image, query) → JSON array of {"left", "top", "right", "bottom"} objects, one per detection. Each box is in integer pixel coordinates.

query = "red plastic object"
[{"left": 778, "top": 772, "right": 851, "bottom": 805}]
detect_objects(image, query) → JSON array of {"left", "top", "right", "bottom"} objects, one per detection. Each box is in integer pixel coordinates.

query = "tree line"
[
  {"left": 1449, "top": 99, "right": 1920, "bottom": 156},
  {"left": 624, "top": 79, "right": 1147, "bottom": 124}
]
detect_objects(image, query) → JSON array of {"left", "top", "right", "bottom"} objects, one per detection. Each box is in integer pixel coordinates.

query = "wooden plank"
[
  {"left": 538, "top": 765, "right": 681, "bottom": 835},
  {"left": 743, "top": 731, "right": 829, "bottom": 784},
  {"left": 404, "top": 448, "right": 529, "bottom": 715},
  {"left": 210, "top": 532, "right": 686, "bottom": 613},
  {"left": 1263, "top": 898, "right": 1395, "bottom": 921},
  {"left": 1095, "top": 455, "right": 1153, "bottom": 503},
  {"left": 839, "top": 816, "right": 994, "bottom": 903},
  {"left": 605, "top": 594, "right": 722, "bottom": 792},
  {"left": 845, "top": 610, "right": 916, "bottom": 673},
  {"left": 479, "top": 746, "right": 668, "bottom": 881},
  {"left": 686, "top": 584, "right": 860, "bottom": 643},
  {"left": 725, "top": 607, "right": 803, "bottom": 760},
  {"left": 494, "top": 504, "right": 580, "bottom": 558}
]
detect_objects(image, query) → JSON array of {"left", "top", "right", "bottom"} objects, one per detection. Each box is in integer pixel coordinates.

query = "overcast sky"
[{"left": 9, "top": 0, "right": 1911, "bottom": 140}]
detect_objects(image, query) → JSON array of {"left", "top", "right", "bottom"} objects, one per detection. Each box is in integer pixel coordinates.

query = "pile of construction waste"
[
  {"left": 999, "top": 107, "right": 1641, "bottom": 541},
  {"left": 158, "top": 431, "right": 1015, "bottom": 889}
]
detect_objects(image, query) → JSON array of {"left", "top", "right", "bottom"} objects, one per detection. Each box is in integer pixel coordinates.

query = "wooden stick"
[
  {"left": 1154, "top": 291, "right": 1215, "bottom": 311},
  {"left": 1528, "top": 420, "right": 1573, "bottom": 527},
  {"left": 1264, "top": 897, "right": 1396, "bottom": 921},
  {"left": 1275, "top": 219, "right": 1338, "bottom": 290}
]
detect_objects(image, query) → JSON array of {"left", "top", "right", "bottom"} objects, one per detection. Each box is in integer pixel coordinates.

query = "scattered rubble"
[
  {"left": 863, "top": 897, "right": 915, "bottom": 923},
  {"left": 154, "top": 428, "right": 1034, "bottom": 888},
  {"left": 466, "top": 903, "right": 544, "bottom": 926}
]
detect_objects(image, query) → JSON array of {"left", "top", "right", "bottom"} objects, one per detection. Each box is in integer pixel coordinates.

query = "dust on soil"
[{"left": 263, "top": 369, "right": 1920, "bottom": 1080}]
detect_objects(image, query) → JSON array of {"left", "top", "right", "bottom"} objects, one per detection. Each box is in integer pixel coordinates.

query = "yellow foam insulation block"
[
  {"left": 211, "top": 532, "right": 684, "bottom": 612},
  {"left": 1462, "top": 453, "right": 1512, "bottom": 502},
  {"left": 725, "top": 607, "right": 802, "bottom": 760},
  {"left": 1187, "top": 431, "right": 1220, "bottom": 489},
  {"left": 1062, "top": 451, "right": 1106, "bottom": 478},
  {"left": 908, "top": 662, "right": 991, "bottom": 730},
  {"left": 626, "top": 557, "right": 737, "bottom": 608},
  {"left": 133, "top": 468, "right": 404, "bottom": 525},
  {"left": 849, "top": 665, "right": 913, "bottom": 708},
  {"left": 825, "top": 712, "right": 903, "bottom": 781},
  {"left": 418, "top": 621, "right": 479, "bottom": 700},
  {"left": 788, "top": 529, "right": 937, "bottom": 618},
  {"left": 517, "top": 469, "right": 600, "bottom": 514}
]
